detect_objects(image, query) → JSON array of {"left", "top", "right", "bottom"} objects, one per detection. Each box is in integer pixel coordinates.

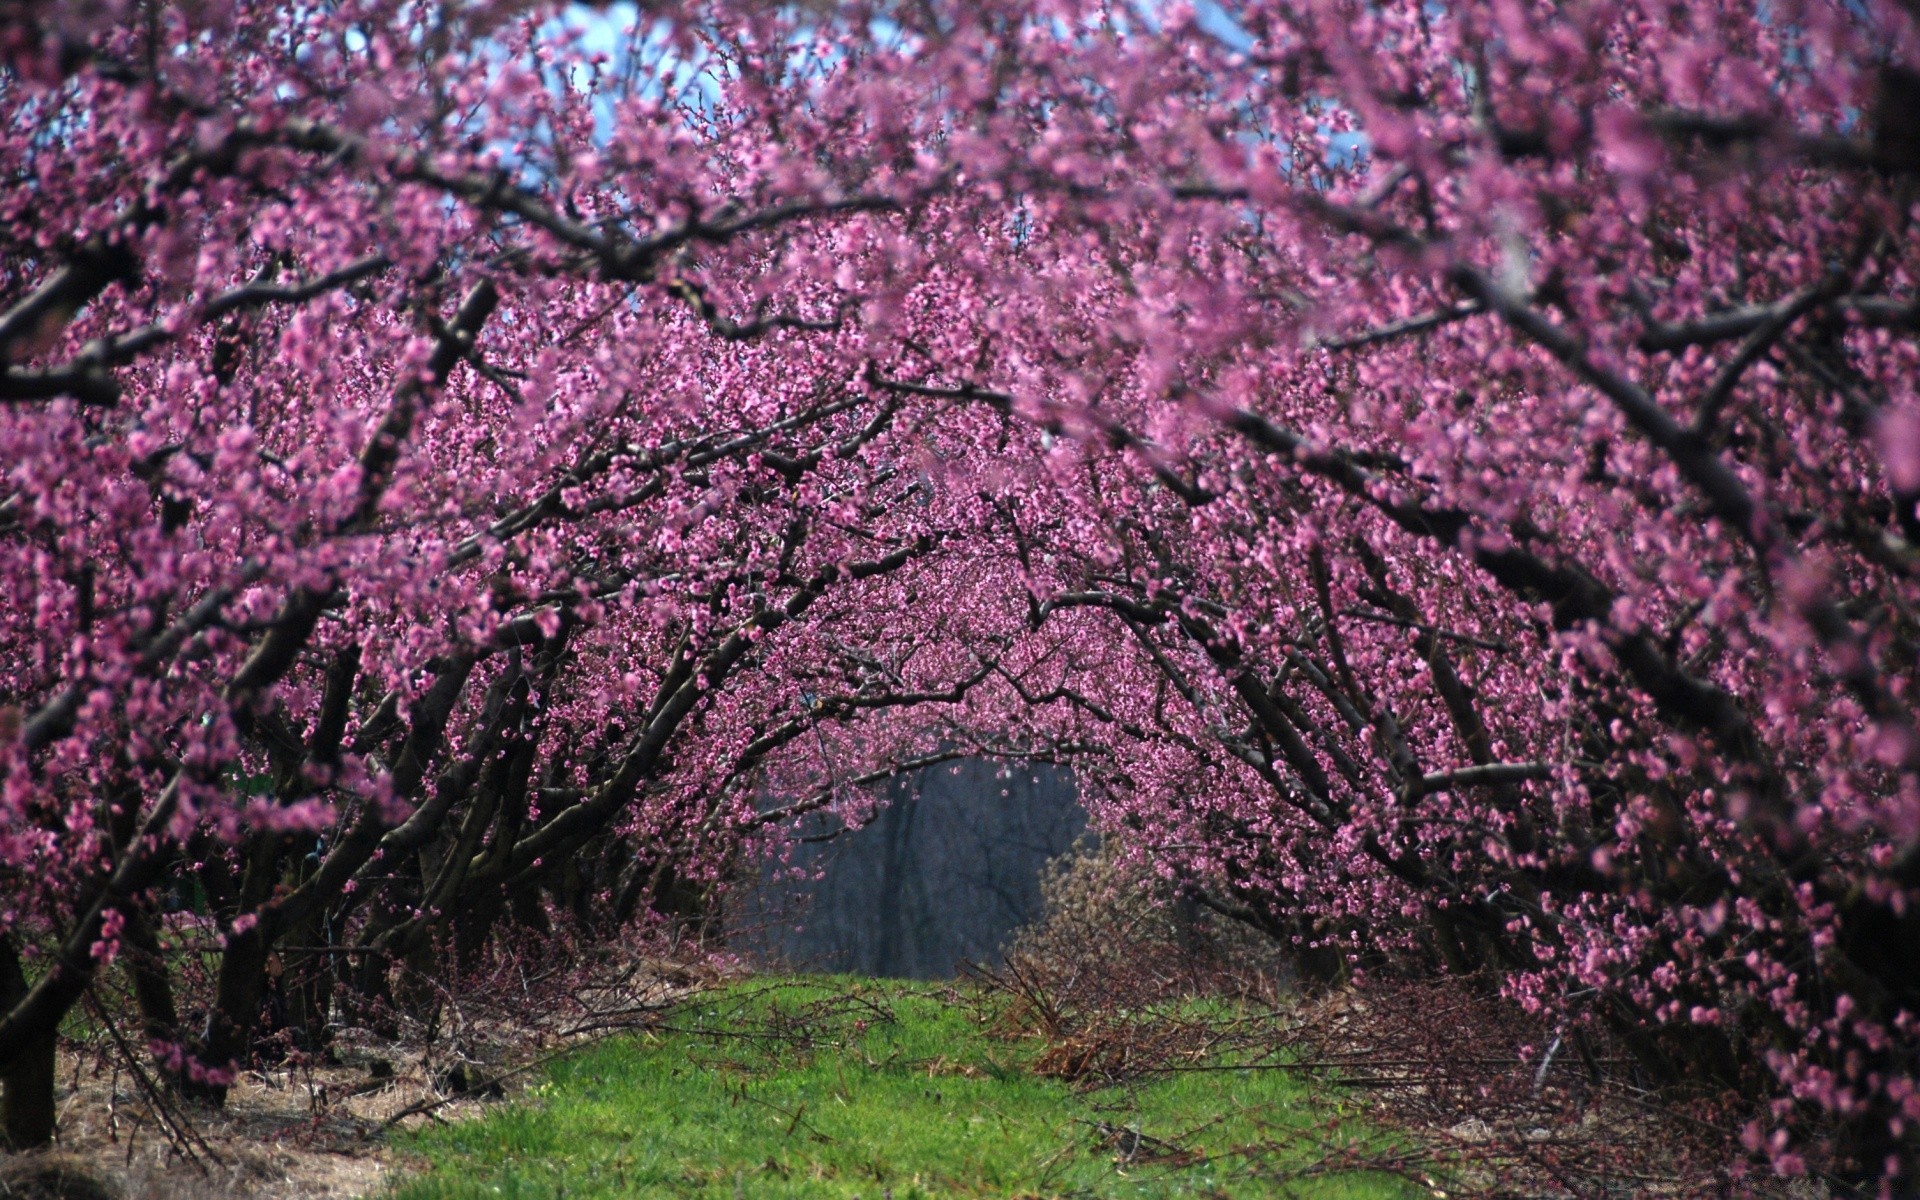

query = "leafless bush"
[
  {"left": 999, "top": 839, "right": 1289, "bottom": 1009},
  {"left": 968, "top": 841, "right": 1306, "bottom": 1093}
]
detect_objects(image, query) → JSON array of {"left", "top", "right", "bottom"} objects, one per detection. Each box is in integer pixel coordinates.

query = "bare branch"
[{"left": 1316, "top": 302, "right": 1484, "bottom": 353}]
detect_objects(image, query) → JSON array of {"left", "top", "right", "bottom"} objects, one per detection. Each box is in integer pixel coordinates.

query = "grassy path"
[{"left": 389, "top": 977, "right": 1423, "bottom": 1199}]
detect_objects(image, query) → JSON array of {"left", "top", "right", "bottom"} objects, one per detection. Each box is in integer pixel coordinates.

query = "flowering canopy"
[{"left": 2, "top": 0, "right": 1918, "bottom": 1183}]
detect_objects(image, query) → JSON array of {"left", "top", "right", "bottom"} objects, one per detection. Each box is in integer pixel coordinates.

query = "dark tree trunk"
[
  {"left": 453, "top": 886, "right": 505, "bottom": 970},
  {"left": 280, "top": 931, "right": 335, "bottom": 1056},
  {"left": 183, "top": 829, "right": 294, "bottom": 1105},
  {"left": 119, "top": 903, "right": 181, "bottom": 1060},
  {"left": 184, "top": 919, "right": 272, "bottom": 1105},
  {"left": 869, "top": 780, "right": 924, "bottom": 977},
  {"left": 0, "top": 936, "right": 56, "bottom": 1149}
]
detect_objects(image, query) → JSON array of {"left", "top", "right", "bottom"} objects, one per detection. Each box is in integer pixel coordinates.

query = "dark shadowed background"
[{"left": 734, "top": 760, "right": 1084, "bottom": 978}]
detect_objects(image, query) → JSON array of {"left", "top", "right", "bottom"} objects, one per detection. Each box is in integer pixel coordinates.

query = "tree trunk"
[
  {"left": 873, "top": 783, "right": 921, "bottom": 977},
  {"left": 0, "top": 936, "right": 57, "bottom": 1149},
  {"left": 184, "top": 920, "right": 271, "bottom": 1106},
  {"left": 120, "top": 904, "right": 180, "bottom": 1052}
]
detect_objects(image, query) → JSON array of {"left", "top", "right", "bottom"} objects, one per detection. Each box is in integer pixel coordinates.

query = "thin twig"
[{"left": 82, "top": 988, "right": 222, "bottom": 1170}]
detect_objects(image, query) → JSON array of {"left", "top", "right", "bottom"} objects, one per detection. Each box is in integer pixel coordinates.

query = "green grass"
[{"left": 389, "top": 977, "right": 1424, "bottom": 1199}]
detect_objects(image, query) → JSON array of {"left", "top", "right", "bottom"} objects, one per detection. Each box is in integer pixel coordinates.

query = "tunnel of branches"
[{"left": 4, "top": 0, "right": 1920, "bottom": 1185}]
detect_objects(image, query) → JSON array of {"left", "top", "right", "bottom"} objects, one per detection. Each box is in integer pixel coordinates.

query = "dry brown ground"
[
  {"left": 2, "top": 955, "right": 720, "bottom": 1200},
  {"left": 1287, "top": 985, "right": 1834, "bottom": 1199}
]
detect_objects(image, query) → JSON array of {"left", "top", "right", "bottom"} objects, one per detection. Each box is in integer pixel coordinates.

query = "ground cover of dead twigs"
[
  {"left": 980, "top": 923, "right": 1838, "bottom": 1200},
  {"left": 3, "top": 949, "right": 724, "bottom": 1200},
  {"left": 1283, "top": 982, "right": 1836, "bottom": 1200},
  {"left": 971, "top": 948, "right": 1835, "bottom": 1200},
  {"left": 985, "top": 845, "right": 1832, "bottom": 1199}
]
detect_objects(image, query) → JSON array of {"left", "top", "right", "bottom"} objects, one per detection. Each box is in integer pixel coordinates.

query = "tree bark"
[
  {"left": 119, "top": 904, "right": 181, "bottom": 1060},
  {"left": 0, "top": 936, "right": 56, "bottom": 1149}
]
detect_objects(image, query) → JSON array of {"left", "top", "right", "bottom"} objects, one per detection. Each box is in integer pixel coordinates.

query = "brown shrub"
[{"left": 999, "top": 838, "right": 1289, "bottom": 1008}]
